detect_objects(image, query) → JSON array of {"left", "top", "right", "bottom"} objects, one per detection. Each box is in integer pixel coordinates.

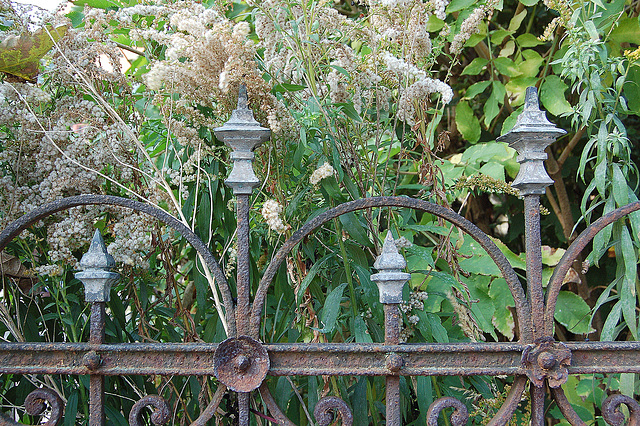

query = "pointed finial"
[
  {"left": 75, "top": 229, "right": 119, "bottom": 303},
  {"left": 237, "top": 84, "right": 248, "bottom": 110},
  {"left": 373, "top": 232, "right": 407, "bottom": 271},
  {"left": 79, "top": 229, "right": 115, "bottom": 271},
  {"left": 371, "top": 232, "right": 410, "bottom": 304},
  {"left": 524, "top": 86, "right": 540, "bottom": 111}
]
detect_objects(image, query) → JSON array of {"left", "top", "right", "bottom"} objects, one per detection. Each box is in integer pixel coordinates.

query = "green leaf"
[
  {"left": 493, "top": 57, "right": 522, "bottom": 77},
  {"left": 335, "top": 102, "right": 362, "bottom": 122},
  {"left": 0, "top": 24, "right": 67, "bottom": 82},
  {"left": 609, "top": 17, "right": 640, "bottom": 45},
  {"left": 623, "top": 65, "right": 640, "bottom": 114},
  {"left": 491, "top": 30, "right": 513, "bottom": 45},
  {"left": 340, "top": 212, "right": 372, "bottom": 247},
  {"left": 354, "top": 316, "right": 373, "bottom": 343},
  {"left": 517, "top": 33, "right": 544, "bottom": 47},
  {"left": 611, "top": 163, "right": 629, "bottom": 206},
  {"left": 520, "top": 0, "right": 538, "bottom": 5},
  {"left": 296, "top": 253, "right": 335, "bottom": 302},
  {"left": 72, "top": 0, "right": 127, "bottom": 7},
  {"left": 464, "top": 80, "right": 491, "bottom": 99},
  {"left": 447, "top": 0, "right": 476, "bottom": 13},
  {"left": 272, "top": 83, "right": 307, "bottom": 93},
  {"left": 483, "top": 92, "right": 500, "bottom": 127},
  {"left": 318, "top": 283, "right": 348, "bottom": 333},
  {"left": 554, "top": 291, "right": 595, "bottom": 334},
  {"left": 455, "top": 100, "right": 481, "bottom": 144},
  {"left": 540, "top": 75, "right": 573, "bottom": 116},
  {"left": 601, "top": 300, "right": 622, "bottom": 340},
  {"left": 508, "top": 9, "right": 527, "bottom": 32},
  {"left": 426, "top": 15, "right": 445, "bottom": 32},
  {"left": 462, "top": 58, "right": 489, "bottom": 76}
]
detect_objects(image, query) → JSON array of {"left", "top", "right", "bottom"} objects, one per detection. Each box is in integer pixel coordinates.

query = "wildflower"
[
  {"left": 309, "top": 162, "right": 335, "bottom": 185},
  {"left": 261, "top": 199, "right": 288, "bottom": 233}
]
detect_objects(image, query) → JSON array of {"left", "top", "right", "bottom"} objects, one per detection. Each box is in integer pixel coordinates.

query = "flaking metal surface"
[{"left": 2, "top": 86, "right": 640, "bottom": 426}]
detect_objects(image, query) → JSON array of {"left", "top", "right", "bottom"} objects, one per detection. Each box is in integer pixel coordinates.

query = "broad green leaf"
[
  {"left": 455, "top": 100, "right": 481, "bottom": 144},
  {"left": 508, "top": 9, "right": 527, "bottom": 32},
  {"left": 462, "top": 57, "right": 489, "bottom": 76},
  {"left": 520, "top": 0, "right": 538, "bottom": 5},
  {"left": 623, "top": 65, "right": 640, "bottom": 114},
  {"left": 479, "top": 162, "right": 505, "bottom": 181},
  {"left": 335, "top": 102, "right": 362, "bottom": 122},
  {"left": 0, "top": 24, "right": 67, "bottom": 81},
  {"left": 272, "top": 83, "right": 307, "bottom": 93},
  {"left": 517, "top": 33, "right": 544, "bottom": 47},
  {"left": 489, "top": 278, "right": 516, "bottom": 339},
  {"left": 318, "top": 282, "right": 348, "bottom": 333},
  {"left": 554, "top": 291, "right": 595, "bottom": 334},
  {"left": 610, "top": 17, "right": 640, "bottom": 45},
  {"left": 491, "top": 29, "right": 513, "bottom": 45},
  {"left": 464, "top": 80, "right": 491, "bottom": 99},
  {"left": 493, "top": 57, "right": 522, "bottom": 77},
  {"left": 405, "top": 245, "right": 435, "bottom": 271},
  {"left": 499, "top": 40, "right": 515, "bottom": 57},
  {"left": 501, "top": 106, "right": 524, "bottom": 134},
  {"left": 484, "top": 92, "right": 500, "bottom": 127},
  {"left": 540, "top": 75, "right": 573, "bottom": 116},
  {"left": 426, "top": 15, "right": 445, "bottom": 32}
]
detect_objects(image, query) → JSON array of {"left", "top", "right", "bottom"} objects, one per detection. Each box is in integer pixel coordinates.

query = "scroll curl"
[
  {"left": 25, "top": 388, "right": 64, "bottom": 426},
  {"left": 313, "top": 396, "right": 353, "bottom": 426},
  {"left": 128, "top": 395, "right": 171, "bottom": 426},
  {"left": 602, "top": 394, "right": 640, "bottom": 426},
  {"left": 427, "top": 397, "right": 469, "bottom": 426}
]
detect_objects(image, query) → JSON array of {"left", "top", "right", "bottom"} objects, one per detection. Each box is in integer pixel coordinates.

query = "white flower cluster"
[
  {"left": 107, "top": 212, "right": 153, "bottom": 268},
  {"left": 450, "top": 4, "right": 495, "bottom": 55},
  {"left": 261, "top": 199, "right": 288, "bottom": 233},
  {"left": 309, "top": 162, "right": 336, "bottom": 185},
  {"left": 397, "top": 78, "right": 454, "bottom": 126},
  {"left": 400, "top": 290, "right": 429, "bottom": 314}
]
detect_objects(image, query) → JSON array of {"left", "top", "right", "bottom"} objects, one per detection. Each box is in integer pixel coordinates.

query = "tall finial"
[
  {"left": 371, "top": 232, "right": 410, "bottom": 304},
  {"left": 496, "top": 86, "right": 566, "bottom": 196},
  {"left": 214, "top": 84, "right": 271, "bottom": 195},
  {"left": 75, "top": 230, "right": 119, "bottom": 303}
]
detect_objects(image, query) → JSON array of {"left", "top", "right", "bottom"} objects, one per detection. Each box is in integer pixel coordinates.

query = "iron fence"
[{"left": 0, "top": 86, "right": 639, "bottom": 425}]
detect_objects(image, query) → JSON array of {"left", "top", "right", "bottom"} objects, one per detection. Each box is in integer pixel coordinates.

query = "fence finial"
[
  {"left": 75, "top": 229, "right": 119, "bottom": 302},
  {"left": 497, "top": 86, "right": 566, "bottom": 196}
]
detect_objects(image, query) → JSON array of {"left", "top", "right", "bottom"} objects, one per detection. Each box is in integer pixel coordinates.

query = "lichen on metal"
[
  {"left": 370, "top": 231, "right": 410, "bottom": 304},
  {"left": 74, "top": 229, "right": 120, "bottom": 303},
  {"left": 214, "top": 85, "right": 271, "bottom": 194},
  {"left": 497, "top": 86, "right": 566, "bottom": 196}
]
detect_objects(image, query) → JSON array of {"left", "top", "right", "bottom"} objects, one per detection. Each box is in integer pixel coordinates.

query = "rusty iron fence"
[{"left": 1, "top": 86, "right": 640, "bottom": 425}]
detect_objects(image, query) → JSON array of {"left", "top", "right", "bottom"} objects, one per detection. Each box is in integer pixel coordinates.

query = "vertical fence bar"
[
  {"left": 215, "top": 85, "right": 270, "bottom": 426},
  {"left": 75, "top": 230, "right": 119, "bottom": 426},
  {"left": 89, "top": 302, "right": 105, "bottom": 426},
  {"left": 372, "top": 232, "right": 410, "bottom": 426}
]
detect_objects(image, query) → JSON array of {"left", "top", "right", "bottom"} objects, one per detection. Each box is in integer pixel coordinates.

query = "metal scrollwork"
[
  {"left": 426, "top": 397, "right": 469, "bottom": 426},
  {"left": 602, "top": 394, "right": 640, "bottom": 426},
  {"left": 0, "top": 388, "right": 64, "bottom": 426},
  {"left": 128, "top": 395, "right": 171, "bottom": 426},
  {"left": 313, "top": 396, "right": 353, "bottom": 426}
]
